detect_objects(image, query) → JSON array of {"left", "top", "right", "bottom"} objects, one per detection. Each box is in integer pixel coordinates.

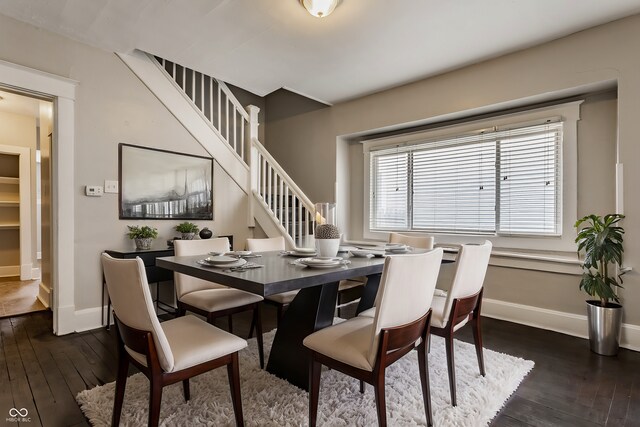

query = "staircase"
[{"left": 118, "top": 51, "right": 316, "bottom": 248}]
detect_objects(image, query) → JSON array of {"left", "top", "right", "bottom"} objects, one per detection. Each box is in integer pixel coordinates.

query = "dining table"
[{"left": 156, "top": 249, "right": 450, "bottom": 390}]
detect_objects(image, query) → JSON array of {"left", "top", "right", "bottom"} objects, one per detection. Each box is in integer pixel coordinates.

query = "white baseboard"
[
  {"left": 37, "top": 283, "right": 51, "bottom": 308},
  {"left": 483, "top": 298, "right": 640, "bottom": 352},
  {"left": 20, "top": 263, "right": 33, "bottom": 280},
  {"left": 31, "top": 267, "right": 41, "bottom": 280},
  {"left": 74, "top": 306, "right": 108, "bottom": 333},
  {"left": 0, "top": 265, "right": 20, "bottom": 277},
  {"left": 54, "top": 304, "right": 76, "bottom": 335}
]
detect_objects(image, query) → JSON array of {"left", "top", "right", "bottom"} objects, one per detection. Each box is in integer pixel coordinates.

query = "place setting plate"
[
  {"left": 281, "top": 247, "right": 318, "bottom": 257},
  {"left": 384, "top": 243, "right": 412, "bottom": 254},
  {"left": 293, "top": 256, "right": 350, "bottom": 269},
  {"left": 350, "top": 249, "right": 384, "bottom": 258},
  {"left": 197, "top": 256, "right": 247, "bottom": 269}
]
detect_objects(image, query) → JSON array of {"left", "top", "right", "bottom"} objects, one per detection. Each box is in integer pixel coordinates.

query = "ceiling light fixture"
[{"left": 300, "top": 0, "right": 340, "bottom": 18}]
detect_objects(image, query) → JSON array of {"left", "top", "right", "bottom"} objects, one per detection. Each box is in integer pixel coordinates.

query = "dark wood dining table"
[{"left": 157, "top": 250, "right": 392, "bottom": 390}]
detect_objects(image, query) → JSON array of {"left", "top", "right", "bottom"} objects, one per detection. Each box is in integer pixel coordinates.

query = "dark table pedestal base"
[
  {"left": 266, "top": 282, "right": 339, "bottom": 391},
  {"left": 265, "top": 273, "right": 383, "bottom": 391}
]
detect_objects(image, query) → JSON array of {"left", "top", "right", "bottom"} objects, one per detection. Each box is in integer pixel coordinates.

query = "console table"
[{"left": 103, "top": 235, "right": 233, "bottom": 327}]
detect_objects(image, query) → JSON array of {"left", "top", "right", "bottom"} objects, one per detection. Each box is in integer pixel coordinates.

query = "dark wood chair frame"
[
  {"left": 177, "top": 300, "right": 264, "bottom": 369},
  {"left": 430, "top": 288, "right": 485, "bottom": 407},
  {"left": 308, "top": 311, "right": 434, "bottom": 427},
  {"left": 112, "top": 314, "right": 244, "bottom": 427}
]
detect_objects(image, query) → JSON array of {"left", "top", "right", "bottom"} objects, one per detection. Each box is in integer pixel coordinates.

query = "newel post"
[{"left": 246, "top": 105, "right": 260, "bottom": 227}]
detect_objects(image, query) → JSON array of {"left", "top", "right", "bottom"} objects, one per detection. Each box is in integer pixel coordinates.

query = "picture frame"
[{"left": 119, "top": 143, "right": 213, "bottom": 220}]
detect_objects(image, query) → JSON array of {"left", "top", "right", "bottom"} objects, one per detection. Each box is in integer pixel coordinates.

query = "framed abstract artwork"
[{"left": 119, "top": 143, "right": 213, "bottom": 220}]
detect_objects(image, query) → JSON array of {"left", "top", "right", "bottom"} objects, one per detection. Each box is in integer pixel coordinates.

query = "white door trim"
[{"left": 0, "top": 59, "right": 78, "bottom": 335}]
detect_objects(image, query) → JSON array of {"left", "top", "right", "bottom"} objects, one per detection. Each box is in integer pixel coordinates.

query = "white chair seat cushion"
[
  {"left": 181, "top": 288, "right": 263, "bottom": 312},
  {"left": 357, "top": 307, "right": 376, "bottom": 318},
  {"left": 303, "top": 316, "right": 375, "bottom": 372},
  {"left": 430, "top": 294, "right": 469, "bottom": 331},
  {"left": 266, "top": 290, "right": 298, "bottom": 304},
  {"left": 126, "top": 315, "right": 247, "bottom": 372}
]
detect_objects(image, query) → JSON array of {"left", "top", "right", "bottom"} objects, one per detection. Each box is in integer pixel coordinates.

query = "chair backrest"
[
  {"left": 246, "top": 236, "right": 285, "bottom": 252},
  {"left": 441, "top": 240, "right": 492, "bottom": 326},
  {"left": 174, "top": 238, "right": 230, "bottom": 298},
  {"left": 101, "top": 253, "right": 175, "bottom": 372},
  {"left": 368, "top": 248, "right": 443, "bottom": 367},
  {"left": 388, "top": 232, "right": 434, "bottom": 250}
]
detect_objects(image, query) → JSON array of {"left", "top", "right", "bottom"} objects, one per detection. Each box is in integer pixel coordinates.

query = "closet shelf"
[{"left": 0, "top": 177, "right": 19, "bottom": 185}]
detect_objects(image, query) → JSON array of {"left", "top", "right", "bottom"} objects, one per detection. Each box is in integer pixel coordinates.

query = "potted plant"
[
  {"left": 575, "top": 213, "right": 625, "bottom": 356},
  {"left": 315, "top": 223, "right": 341, "bottom": 257},
  {"left": 176, "top": 222, "right": 199, "bottom": 240},
  {"left": 126, "top": 225, "right": 159, "bottom": 250}
]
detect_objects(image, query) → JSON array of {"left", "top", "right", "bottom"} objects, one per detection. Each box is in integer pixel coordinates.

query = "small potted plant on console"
[
  {"left": 175, "top": 222, "right": 199, "bottom": 240},
  {"left": 126, "top": 225, "right": 159, "bottom": 250}
]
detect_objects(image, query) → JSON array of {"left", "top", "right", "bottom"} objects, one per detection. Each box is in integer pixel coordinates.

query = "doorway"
[{"left": 0, "top": 88, "right": 53, "bottom": 317}]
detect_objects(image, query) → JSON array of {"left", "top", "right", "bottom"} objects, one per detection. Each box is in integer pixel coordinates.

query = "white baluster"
[
  {"left": 298, "top": 197, "right": 303, "bottom": 245},
  {"left": 285, "top": 185, "right": 289, "bottom": 236},
  {"left": 267, "top": 163, "right": 272, "bottom": 213},
  {"left": 209, "top": 77, "right": 215, "bottom": 126},
  {"left": 217, "top": 84, "right": 222, "bottom": 131},
  {"left": 279, "top": 174, "right": 284, "bottom": 226}
]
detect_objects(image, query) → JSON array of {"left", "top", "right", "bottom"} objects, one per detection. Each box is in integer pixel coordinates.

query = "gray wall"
[
  {"left": 0, "top": 14, "right": 254, "bottom": 311},
  {"left": 264, "top": 15, "right": 640, "bottom": 326}
]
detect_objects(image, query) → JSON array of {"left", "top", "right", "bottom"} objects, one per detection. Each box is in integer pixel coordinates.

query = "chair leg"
[
  {"left": 248, "top": 308, "right": 256, "bottom": 339},
  {"left": 177, "top": 306, "right": 186, "bottom": 317},
  {"left": 148, "top": 379, "right": 163, "bottom": 427},
  {"left": 182, "top": 379, "right": 190, "bottom": 401},
  {"left": 255, "top": 304, "right": 264, "bottom": 369},
  {"left": 444, "top": 333, "right": 457, "bottom": 406},
  {"left": 112, "top": 354, "right": 129, "bottom": 427},
  {"left": 359, "top": 380, "right": 365, "bottom": 394},
  {"left": 309, "top": 357, "right": 322, "bottom": 427},
  {"left": 472, "top": 315, "right": 486, "bottom": 376},
  {"left": 417, "top": 342, "right": 433, "bottom": 426},
  {"left": 374, "top": 369, "right": 387, "bottom": 427},
  {"left": 227, "top": 352, "right": 244, "bottom": 427},
  {"left": 228, "top": 315, "right": 233, "bottom": 333}
]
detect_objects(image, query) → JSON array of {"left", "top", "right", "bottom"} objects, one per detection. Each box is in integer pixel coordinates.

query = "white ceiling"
[
  {"left": 0, "top": 89, "right": 45, "bottom": 118},
  {"left": 1, "top": 0, "right": 640, "bottom": 104}
]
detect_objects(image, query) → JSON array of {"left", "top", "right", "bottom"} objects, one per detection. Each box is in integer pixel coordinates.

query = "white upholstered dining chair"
[
  {"left": 388, "top": 232, "right": 435, "bottom": 250},
  {"left": 356, "top": 232, "right": 435, "bottom": 318},
  {"left": 174, "top": 238, "right": 265, "bottom": 368},
  {"left": 246, "top": 237, "right": 297, "bottom": 324},
  {"left": 430, "top": 240, "right": 492, "bottom": 406},
  {"left": 304, "top": 249, "right": 444, "bottom": 427},
  {"left": 101, "top": 253, "right": 246, "bottom": 427}
]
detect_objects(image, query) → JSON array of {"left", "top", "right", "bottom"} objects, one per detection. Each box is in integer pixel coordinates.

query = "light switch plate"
[{"left": 104, "top": 180, "right": 118, "bottom": 193}]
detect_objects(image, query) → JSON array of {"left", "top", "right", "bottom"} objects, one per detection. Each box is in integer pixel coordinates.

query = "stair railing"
[
  {"left": 249, "top": 137, "right": 316, "bottom": 246},
  {"left": 149, "top": 54, "right": 316, "bottom": 245},
  {"left": 151, "top": 55, "right": 250, "bottom": 164}
]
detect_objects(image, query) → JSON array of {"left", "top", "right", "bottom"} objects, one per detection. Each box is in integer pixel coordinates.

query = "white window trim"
[{"left": 363, "top": 101, "right": 582, "bottom": 252}]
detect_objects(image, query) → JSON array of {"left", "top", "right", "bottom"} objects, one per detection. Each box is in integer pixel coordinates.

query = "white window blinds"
[{"left": 369, "top": 120, "right": 563, "bottom": 236}]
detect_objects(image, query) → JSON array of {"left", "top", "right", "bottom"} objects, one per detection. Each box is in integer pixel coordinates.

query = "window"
[{"left": 368, "top": 121, "right": 563, "bottom": 237}]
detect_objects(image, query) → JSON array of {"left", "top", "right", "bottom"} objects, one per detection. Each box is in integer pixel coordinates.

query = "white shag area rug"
[{"left": 77, "top": 327, "right": 533, "bottom": 426}]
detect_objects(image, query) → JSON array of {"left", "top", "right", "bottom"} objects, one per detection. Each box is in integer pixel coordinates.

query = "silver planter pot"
[{"left": 586, "top": 300, "right": 623, "bottom": 356}]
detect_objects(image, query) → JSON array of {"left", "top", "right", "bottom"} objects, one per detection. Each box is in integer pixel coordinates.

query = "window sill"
[{"left": 344, "top": 239, "right": 582, "bottom": 275}]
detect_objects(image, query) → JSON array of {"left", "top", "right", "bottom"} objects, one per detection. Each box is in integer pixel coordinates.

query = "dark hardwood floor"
[{"left": 1, "top": 307, "right": 639, "bottom": 426}]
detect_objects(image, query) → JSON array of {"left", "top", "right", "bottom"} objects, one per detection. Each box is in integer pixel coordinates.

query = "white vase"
[{"left": 315, "top": 238, "right": 340, "bottom": 257}]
